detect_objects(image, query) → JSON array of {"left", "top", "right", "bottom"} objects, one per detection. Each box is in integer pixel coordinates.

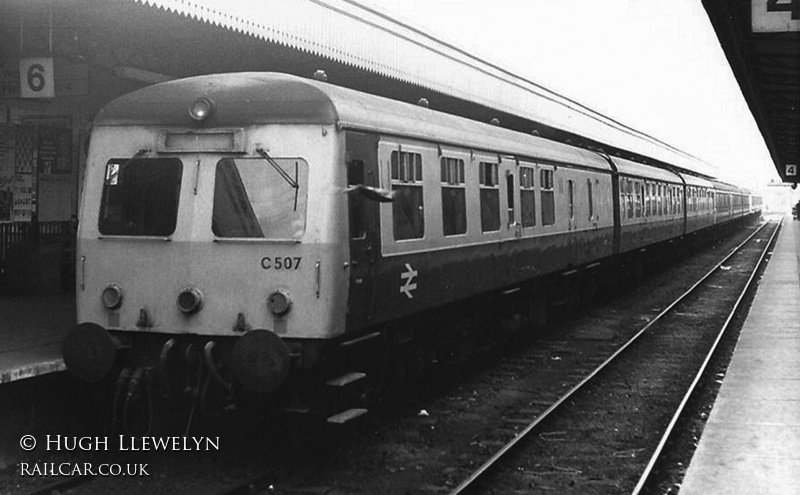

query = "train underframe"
[{"left": 74, "top": 213, "right": 760, "bottom": 431}]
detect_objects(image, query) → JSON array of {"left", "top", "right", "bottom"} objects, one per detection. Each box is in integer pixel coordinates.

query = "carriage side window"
[
  {"left": 586, "top": 178, "right": 594, "bottom": 220},
  {"left": 520, "top": 166, "right": 536, "bottom": 227},
  {"left": 479, "top": 161, "right": 500, "bottom": 232},
  {"left": 567, "top": 179, "right": 575, "bottom": 220},
  {"left": 212, "top": 157, "right": 308, "bottom": 239},
  {"left": 391, "top": 151, "right": 425, "bottom": 240},
  {"left": 635, "top": 182, "right": 643, "bottom": 218},
  {"left": 441, "top": 157, "right": 466, "bottom": 236},
  {"left": 658, "top": 184, "right": 663, "bottom": 216},
  {"left": 99, "top": 158, "right": 183, "bottom": 236},
  {"left": 665, "top": 185, "right": 670, "bottom": 214},
  {"left": 626, "top": 179, "right": 634, "bottom": 219},
  {"left": 540, "top": 168, "right": 555, "bottom": 226}
]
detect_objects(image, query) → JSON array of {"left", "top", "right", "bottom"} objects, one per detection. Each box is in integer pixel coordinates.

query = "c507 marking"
[{"left": 261, "top": 256, "right": 302, "bottom": 270}]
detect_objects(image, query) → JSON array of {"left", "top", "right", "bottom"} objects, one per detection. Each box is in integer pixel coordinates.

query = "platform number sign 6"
[{"left": 20, "top": 58, "right": 55, "bottom": 98}]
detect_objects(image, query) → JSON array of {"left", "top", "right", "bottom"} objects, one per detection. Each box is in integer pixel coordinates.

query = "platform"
[
  {"left": 680, "top": 215, "right": 800, "bottom": 495},
  {"left": 0, "top": 294, "right": 74, "bottom": 383}
]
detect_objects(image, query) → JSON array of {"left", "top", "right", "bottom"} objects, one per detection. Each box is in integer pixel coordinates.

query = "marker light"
[
  {"left": 188, "top": 97, "right": 214, "bottom": 122},
  {"left": 177, "top": 287, "right": 203, "bottom": 314},
  {"left": 267, "top": 290, "right": 292, "bottom": 316},
  {"left": 101, "top": 284, "right": 123, "bottom": 309}
]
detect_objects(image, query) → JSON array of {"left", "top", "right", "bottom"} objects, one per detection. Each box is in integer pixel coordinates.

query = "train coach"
[{"left": 62, "top": 72, "right": 761, "bottom": 423}]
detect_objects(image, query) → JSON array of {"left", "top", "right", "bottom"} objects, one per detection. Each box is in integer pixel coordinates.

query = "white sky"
[{"left": 359, "top": 0, "right": 780, "bottom": 189}]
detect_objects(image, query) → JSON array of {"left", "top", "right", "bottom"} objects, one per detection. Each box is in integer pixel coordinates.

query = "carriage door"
[{"left": 345, "top": 132, "right": 381, "bottom": 327}]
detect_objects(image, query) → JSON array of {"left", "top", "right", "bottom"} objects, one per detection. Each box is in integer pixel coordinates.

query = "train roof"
[
  {"left": 679, "top": 172, "right": 714, "bottom": 188},
  {"left": 95, "top": 72, "right": 612, "bottom": 172},
  {"left": 611, "top": 156, "right": 682, "bottom": 184},
  {"left": 708, "top": 179, "right": 748, "bottom": 194}
]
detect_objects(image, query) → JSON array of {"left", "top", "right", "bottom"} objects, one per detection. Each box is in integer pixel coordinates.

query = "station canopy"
[
  {"left": 133, "top": 0, "right": 717, "bottom": 177},
  {"left": 703, "top": 0, "right": 800, "bottom": 184}
]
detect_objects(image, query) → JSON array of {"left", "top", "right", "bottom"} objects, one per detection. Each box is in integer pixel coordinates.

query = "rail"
[{"left": 449, "top": 219, "right": 775, "bottom": 494}]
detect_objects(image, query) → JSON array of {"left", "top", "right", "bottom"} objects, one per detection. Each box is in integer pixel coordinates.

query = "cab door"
[{"left": 345, "top": 132, "right": 381, "bottom": 330}]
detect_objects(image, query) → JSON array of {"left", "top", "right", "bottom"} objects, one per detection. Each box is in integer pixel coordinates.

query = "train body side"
[{"left": 343, "top": 131, "right": 615, "bottom": 331}]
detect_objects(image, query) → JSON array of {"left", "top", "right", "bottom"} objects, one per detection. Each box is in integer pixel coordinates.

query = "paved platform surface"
[
  {"left": 680, "top": 215, "right": 800, "bottom": 495},
  {"left": 0, "top": 293, "right": 74, "bottom": 383}
]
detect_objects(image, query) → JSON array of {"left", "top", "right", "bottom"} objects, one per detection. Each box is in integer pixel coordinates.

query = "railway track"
[
  {"left": 449, "top": 219, "right": 779, "bottom": 494},
  {"left": 3, "top": 221, "right": 770, "bottom": 495}
]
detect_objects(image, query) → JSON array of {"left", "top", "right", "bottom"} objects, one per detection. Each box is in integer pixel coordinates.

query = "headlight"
[
  {"left": 101, "top": 284, "right": 123, "bottom": 309},
  {"left": 188, "top": 97, "right": 214, "bottom": 122},
  {"left": 267, "top": 289, "right": 292, "bottom": 316},
  {"left": 177, "top": 287, "right": 203, "bottom": 314}
]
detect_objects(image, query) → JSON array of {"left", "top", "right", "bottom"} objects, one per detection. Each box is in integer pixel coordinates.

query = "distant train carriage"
[
  {"left": 612, "top": 157, "right": 685, "bottom": 252},
  {"left": 680, "top": 173, "right": 716, "bottom": 234}
]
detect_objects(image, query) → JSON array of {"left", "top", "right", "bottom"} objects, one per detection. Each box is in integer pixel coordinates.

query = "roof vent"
[
  {"left": 490, "top": 118, "right": 500, "bottom": 126},
  {"left": 417, "top": 98, "right": 429, "bottom": 108},
  {"left": 313, "top": 70, "right": 328, "bottom": 82}
]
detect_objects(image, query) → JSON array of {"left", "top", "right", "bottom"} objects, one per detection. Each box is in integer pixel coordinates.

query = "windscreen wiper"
[
  {"left": 255, "top": 148, "right": 299, "bottom": 189},
  {"left": 255, "top": 147, "right": 299, "bottom": 211}
]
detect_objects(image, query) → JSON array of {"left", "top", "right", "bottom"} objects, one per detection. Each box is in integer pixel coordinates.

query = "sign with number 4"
[
  {"left": 20, "top": 58, "right": 54, "bottom": 98},
  {"left": 786, "top": 164, "right": 798, "bottom": 177},
  {"left": 753, "top": 0, "right": 800, "bottom": 32}
]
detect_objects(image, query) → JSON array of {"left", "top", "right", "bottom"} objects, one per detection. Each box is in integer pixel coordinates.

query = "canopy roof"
[{"left": 132, "top": 0, "right": 717, "bottom": 176}]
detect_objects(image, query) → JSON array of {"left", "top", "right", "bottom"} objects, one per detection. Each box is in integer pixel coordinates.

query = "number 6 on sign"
[{"left": 20, "top": 58, "right": 54, "bottom": 98}]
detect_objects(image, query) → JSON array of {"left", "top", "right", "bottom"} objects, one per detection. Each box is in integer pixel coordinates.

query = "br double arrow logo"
[{"left": 400, "top": 263, "right": 418, "bottom": 299}]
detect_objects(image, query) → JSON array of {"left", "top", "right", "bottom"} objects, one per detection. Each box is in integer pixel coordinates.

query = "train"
[{"left": 62, "top": 72, "right": 761, "bottom": 424}]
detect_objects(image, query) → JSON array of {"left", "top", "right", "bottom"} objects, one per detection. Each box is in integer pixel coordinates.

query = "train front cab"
[{"left": 63, "top": 74, "right": 352, "bottom": 400}]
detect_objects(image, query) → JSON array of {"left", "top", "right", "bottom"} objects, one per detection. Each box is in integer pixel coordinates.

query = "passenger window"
[
  {"left": 99, "top": 157, "right": 183, "bottom": 236},
  {"left": 658, "top": 184, "right": 663, "bottom": 216},
  {"left": 212, "top": 157, "right": 308, "bottom": 239},
  {"left": 586, "top": 178, "right": 593, "bottom": 220},
  {"left": 520, "top": 166, "right": 536, "bottom": 227},
  {"left": 479, "top": 161, "right": 500, "bottom": 232},
  {"left": 567, "top": 179, "right": 575, "bottom": 220},
  {"left": 391, "top": 151, "right": 425, "bottom": 240},
  {"left": 635, "top": 182, "right": 643, "bottom": 218},
  {"left": 540, "top": 168, "right": 555, "bottom": 226},
  {"left": 626, "top": 179, "right": 634, "bottom": 219},
  {"left": 440, "top": 157, "right": 466, "bottom": 236}
]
